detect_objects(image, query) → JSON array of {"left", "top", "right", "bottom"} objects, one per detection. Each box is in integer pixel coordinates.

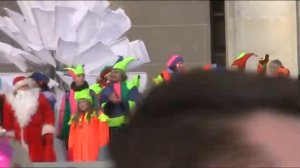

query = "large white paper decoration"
[{"left": 0, "top": 0, "right": 150, "bottom": 91}]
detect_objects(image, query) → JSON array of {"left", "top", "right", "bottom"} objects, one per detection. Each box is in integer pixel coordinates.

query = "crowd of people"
[{"left": 0, "top": 52, "right": 293, "bottom": 165}]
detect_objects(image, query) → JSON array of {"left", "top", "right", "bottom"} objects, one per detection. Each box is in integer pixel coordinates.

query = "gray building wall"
[
  {"left": 110, "top": 1, "right": 211, "bottom": 79},
  {"left": 225, "top": 1, "right": 298, "bottom": 77},
  {"left": 0, "top": 1, "right": 211, "bottom": 79}
]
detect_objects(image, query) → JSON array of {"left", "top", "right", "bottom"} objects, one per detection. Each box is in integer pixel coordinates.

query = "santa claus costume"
[
  {"left": 2, "top": 76, "right": 56, "bottom": 162},
  {"left": 231, "top": 52, "right": 269, "bottom": 74}
]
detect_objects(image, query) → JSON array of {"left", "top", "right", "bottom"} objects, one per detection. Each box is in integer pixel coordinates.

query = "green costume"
[{"left": 100, "top": 56, "right": 141, "bottom": 128}]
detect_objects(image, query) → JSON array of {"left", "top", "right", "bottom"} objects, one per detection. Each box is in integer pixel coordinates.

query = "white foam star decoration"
[{"left": 0, "top": 0, "right": 150, "bottom": 89}]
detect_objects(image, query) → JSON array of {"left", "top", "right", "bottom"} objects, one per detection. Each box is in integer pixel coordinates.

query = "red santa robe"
[{"left": 2, "top": 83, "right": 56, "bottom": 162}]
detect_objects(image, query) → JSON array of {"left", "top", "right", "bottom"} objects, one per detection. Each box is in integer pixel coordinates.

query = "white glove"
[{"left": 0, "top": 126, "right": 7, "bottom": 136}]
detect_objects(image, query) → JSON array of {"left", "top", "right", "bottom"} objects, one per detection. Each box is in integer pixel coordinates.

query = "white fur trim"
[
  {"left": 13, "top": 78, "right": 37, "bottom": 91},
  {"left": 0, "top": 126, "right": 6, "bottom": 135},
  {"left": 245, "top": 55, "right": 260, "bottom": 73},
  {"left": 42, "top": 124, "right": 56, "bottom": 135},
  {"left": 5, "top": 131, "right": 15, "bottom": 137},
  {"left": 0, "top": 126, "right": 14, "bottom": 137}
]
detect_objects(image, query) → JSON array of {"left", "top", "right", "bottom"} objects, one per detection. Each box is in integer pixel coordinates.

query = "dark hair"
[
  {"left": 169, "top": 66, "right": 177, "bottom": 72},
  {"left": 120, "top": 72, "right": 128, "bottom": 82},
  {"left": 112, "top": 69, "right": 128, "bottom": 82},
  {"left": 110, "top": 70, "right": 299, "bottom": 167},
  {"left": 39, "top": 82, "right": 50, "bottom": 92}
]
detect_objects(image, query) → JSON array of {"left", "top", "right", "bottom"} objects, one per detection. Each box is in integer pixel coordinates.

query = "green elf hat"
[
  {"left": 113, "top": 56, "right": 137, "bottom": 72},
  {"left": 64, "top": 64, "right": 85, "bottom": 79},
  {"left": 75, "top": 88, "right": 92, "bottom": 103}
]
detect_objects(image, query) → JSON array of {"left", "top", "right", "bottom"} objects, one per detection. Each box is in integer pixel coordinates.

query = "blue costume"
[{"left": 100, "top": 56, "right": 141, "bottom": 129}]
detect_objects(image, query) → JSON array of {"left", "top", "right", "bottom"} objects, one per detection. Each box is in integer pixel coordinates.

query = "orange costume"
[
  {"left": 67, "top": 89, "right": 109, "bottom": 162},
  {"left": 276, "top": 67, "right": 290, "bottom": 77}
]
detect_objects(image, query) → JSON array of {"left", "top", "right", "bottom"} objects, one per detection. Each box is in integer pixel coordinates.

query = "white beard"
[
  {"left": 245, "top": 56, "right": 260, "bottom": 73},
  {"left": 7, "top": 88, "right": 40, "bottom": 128}
]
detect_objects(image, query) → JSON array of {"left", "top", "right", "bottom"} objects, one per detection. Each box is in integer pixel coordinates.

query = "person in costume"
[
  {"left": 1, "top": 76, "right": 56, "bottom": 162},
  {"left": 266, "top": 59, "right": 290, "bottom": 77},
  {"left": 29, "top": 71, "right": 57, "bottom": 110},
  {"left": 153, "top": 54, "right": 184, "bottom": 85},
  {"left": 89, "top": 65, "right": 114, "bottom": 161},
  {"left": 90, "top": 66, "right": 113, "bottom": 102},
  {"left": 58, "top": 64, "right": 97, "bottom": 150},
  {"left": 100, "top": 56, "right": 141, "bottom": 138},
  {"left": 68, "top": 89, "right": 109, "bottom": 162},
  {"left": 231, "top": 52, "right": 269, "bottom": 74},
  {"left": 202, "top": 64, "right": 219, "bottom": 71},
  {"left": 29, "top": 71, "right": 67, "bottom": 161}
]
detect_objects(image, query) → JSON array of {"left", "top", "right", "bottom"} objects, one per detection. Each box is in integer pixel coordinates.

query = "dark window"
[{"left": 210, "top": 0, "right": 226, "bottom": 67}]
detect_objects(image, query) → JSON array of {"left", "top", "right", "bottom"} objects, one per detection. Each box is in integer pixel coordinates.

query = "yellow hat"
[
  {"left": 75, "top": 89, "right": 92, "bottom": 103},
  {"left": 64, "top": 64, "right": 85, "bottom": 78},
  {"left": 113, "top": 56, "right": 137, "bottom": 72}
]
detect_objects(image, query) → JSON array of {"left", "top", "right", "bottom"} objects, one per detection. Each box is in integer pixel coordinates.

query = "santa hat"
[
  {"left": 113, "top": 56, "right": 137, "bottom": 72},
  {"left": 166, "top": 55, "right": 183, "bottom": 69},
  {"left": 231, "top": 52, "right": 256, "bottom": 69},
  {"left": 12, "top": 76, "right": 36, "bottom": 91}
]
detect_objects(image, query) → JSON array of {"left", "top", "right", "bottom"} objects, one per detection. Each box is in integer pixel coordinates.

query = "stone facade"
[
  {"left": 225, "top": 1, "right": 298, "bottom": 77},
  {"left": 110, "top": 1, "right": 211, "bottom": 79}
]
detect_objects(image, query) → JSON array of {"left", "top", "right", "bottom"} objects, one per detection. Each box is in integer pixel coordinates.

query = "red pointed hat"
[{"left": 231, "top": 53, "right": 255, "bottom": 69}]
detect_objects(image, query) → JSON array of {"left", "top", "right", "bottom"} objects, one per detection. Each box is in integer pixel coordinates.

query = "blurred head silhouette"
[{"left": 110, "top": 70, "right": 300, "bottom": 167}]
